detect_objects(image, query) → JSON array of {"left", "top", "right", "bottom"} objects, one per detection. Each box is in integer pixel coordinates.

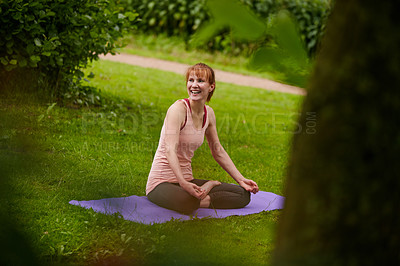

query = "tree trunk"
[{"left": 272, "top": 0, "right": 400, "bottom": 265}]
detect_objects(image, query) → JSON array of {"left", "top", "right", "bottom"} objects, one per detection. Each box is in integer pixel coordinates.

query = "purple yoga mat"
[{"left": 69, "top": 191, "right": 285, "bottom": 225}]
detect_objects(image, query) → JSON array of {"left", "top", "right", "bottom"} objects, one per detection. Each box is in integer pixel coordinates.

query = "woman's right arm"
[{"left": 164, "top": 102, "right": 205, "bottom": 199}]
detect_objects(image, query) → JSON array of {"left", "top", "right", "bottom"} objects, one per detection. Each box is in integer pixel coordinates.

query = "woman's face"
[{"left": 186, "top": 72, "right": 215, "bottom": 101}]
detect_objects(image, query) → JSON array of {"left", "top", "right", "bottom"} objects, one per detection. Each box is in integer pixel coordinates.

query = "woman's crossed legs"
[{"left": 147, "top": 179, "right": 251, "bottom": 214}]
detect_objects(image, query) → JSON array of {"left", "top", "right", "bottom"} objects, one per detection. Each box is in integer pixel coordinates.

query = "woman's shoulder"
[
  {"left": 169, "top": 99, "right": 187, "bottom": 110},
  {"left": 206, "top": 104, "right": 215, "bottom": 116},
  {"left": 205, "top": 105, "right": 216, "bottom": 125},
  {"left": 166, "top": 99, "right": 187, "bottom": 117}
]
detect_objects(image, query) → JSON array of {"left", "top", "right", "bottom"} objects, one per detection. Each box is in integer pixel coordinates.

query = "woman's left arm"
[{"left": 205, "top": 107, "right": 259, "bottom": 194}]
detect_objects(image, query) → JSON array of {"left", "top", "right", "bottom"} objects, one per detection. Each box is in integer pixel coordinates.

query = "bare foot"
[
  {"left": 199, "top": 180, "right": 221, "bottom": 199},
  {"left": 200, "top": 195, "right": 211, "bottom": 208}
]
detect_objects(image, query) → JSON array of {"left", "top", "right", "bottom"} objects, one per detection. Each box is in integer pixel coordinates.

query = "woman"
[{"left": 146, "top": 63, "right": 259, "bottom": 214}]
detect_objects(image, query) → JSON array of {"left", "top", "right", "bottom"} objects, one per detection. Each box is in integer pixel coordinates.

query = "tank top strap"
[
  {"left": 183, "top": 98, "right": 191, "bottom": 112},
  {"left": 202, "top": 104, "right": 207, "bottom": 128},
  {"left": 180, "top": 99, "right": 190, "bottom": 130}
]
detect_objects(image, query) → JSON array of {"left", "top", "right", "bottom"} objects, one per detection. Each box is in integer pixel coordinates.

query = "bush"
[
  {"left": 0, "top": 0, "right": 137, "bottom": 98},
  {"left": 118, "top": 0, "right": 331, "bottom": 57},
  {"left": 120, "top": 0, "right": 206, "bottom": 37}
]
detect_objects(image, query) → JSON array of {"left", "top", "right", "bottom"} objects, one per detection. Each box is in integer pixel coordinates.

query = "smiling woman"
[
  {"left": 186, "top": 63, "right": 216, "bottom": 102},
  {"left": 146, "top": 63, "right": 259, "bottom": 214}
]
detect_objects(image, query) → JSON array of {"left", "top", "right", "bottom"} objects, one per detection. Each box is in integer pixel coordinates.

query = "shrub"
[
  {"left": 121, "top": 0, "right": 206, "bottom": 37},
  {"left": 0, "top": 0, "right": 137, "bottom": 98},
  {"left": 118, "top": 0, "right": 331, "bottom": 57}
]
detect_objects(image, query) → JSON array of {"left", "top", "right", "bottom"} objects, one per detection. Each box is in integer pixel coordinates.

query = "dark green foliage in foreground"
[
  {"left": 0, "top": 0, "right": 137, "bottom": 97},
  {"left": 273, "top": 0, "right": 400, "bottom": 264}
]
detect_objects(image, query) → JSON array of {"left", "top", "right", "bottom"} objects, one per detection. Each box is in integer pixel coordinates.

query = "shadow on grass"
[{"left": 0, "top": 104, "right": 42, "bottom": 265}]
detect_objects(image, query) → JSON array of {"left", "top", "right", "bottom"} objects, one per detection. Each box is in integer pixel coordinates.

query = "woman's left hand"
[{"left": 238, "top": 178, "right": 259, "bottom": 194}]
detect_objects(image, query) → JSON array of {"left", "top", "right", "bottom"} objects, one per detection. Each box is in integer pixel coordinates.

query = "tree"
[{"left": 272, "top": 0, "right": 400, "bottom": 265}]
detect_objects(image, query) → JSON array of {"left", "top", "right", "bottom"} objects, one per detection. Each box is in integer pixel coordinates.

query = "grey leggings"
[{"left": 147, "top": 179, "right": 251, "bottom": 214}]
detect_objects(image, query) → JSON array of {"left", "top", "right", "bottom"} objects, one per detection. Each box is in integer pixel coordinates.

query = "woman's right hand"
[{"left": 180, "top": 181, "right": 205, "bottom": 199}]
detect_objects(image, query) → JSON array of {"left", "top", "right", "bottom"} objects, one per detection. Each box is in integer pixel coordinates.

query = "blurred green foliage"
[
  {"left": 118, "top": 0, "right": 331, "bottom": 57},
  {"left": 193, "top": 1, "right": 312, "bottom": 87},
  {"left": 282, "top": 0, "right": 332, "bottom": 56},
  {"left": 250, "top": 11, "right": 312, "bottom": 87},
  {"left": 0, "top": 0, "right": 137, "bottom": 100},
  {"left": 193, "top": 0, "right": 266, "bottom": 43}
]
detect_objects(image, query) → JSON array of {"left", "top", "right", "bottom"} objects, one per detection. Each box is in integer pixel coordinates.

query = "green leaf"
[
  {"left": 37, "top": 114, "right": 44, "bottom": 122},
  {"left": 26, "top": 43, "right": 35, "bottom": 54},
  {"left": 173, "top": 13, "right": 181, "bottom": 20},
  {"left": 34, "top": 38, "right": 42, "bottom": 47},
  {"left": 30, "top": 55, "right": 41, "bottom": 62},
  {"left": 56, "top": 57, "right": 63, "bottom": 66},
  {"left": 18, "top": 58, "right": 27, "bottom": 67},
  {"left": 149, "top": 17, "right": 156, "bottom": 26},
  {"left": 6, "top": 40, "right": 14, "bottom": 48},
  {"left": 9, "top": 59, "right": 17, "bottom": 65},
  {"left": 148, "top": 2, "right": 155, "bottom": 9},
  {"left": 5, "top": 65, "right": 17, "bottom": 71},
  {"left": 90, "top": 32, "right": 98, "bottom": 38},
  {"left": 307, "top": 38, "right": 317, "bottom": 50},
  {"left": 28, "top": 61, "right": 37, "bottom": 67},
  {"left": 46, "top": 102, "right": 57, "bottom": 114},
  {"left": 0, "top": 57, "right": 8, "bottom": 65},
  {"left": 125, "top": 11, "right": 138, "bottom": 22}
]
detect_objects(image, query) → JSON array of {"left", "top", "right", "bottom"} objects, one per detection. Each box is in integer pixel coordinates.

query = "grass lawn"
[
  {"left": 1, "top": 59, "right": 303, "bottom": 265},
  {"left": 120, "top": 33, "right": 287, "bottom": 82}
]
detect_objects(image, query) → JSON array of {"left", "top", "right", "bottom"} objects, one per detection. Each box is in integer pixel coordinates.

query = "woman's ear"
[{"left": 209, "top": 83, "right": 215, "bottom": 92}]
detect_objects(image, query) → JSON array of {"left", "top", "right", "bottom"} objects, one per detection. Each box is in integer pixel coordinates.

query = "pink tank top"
[{"left": 146, "top": 99, "right": 209, "bottom": 195}]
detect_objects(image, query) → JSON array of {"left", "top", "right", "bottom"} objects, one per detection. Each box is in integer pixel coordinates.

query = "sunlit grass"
[
  {"left": 120, "top": 33, "right": 286, "bottom": 82},
  {"left": 1, "top": 59, "right": 303, "bottom": 264}
]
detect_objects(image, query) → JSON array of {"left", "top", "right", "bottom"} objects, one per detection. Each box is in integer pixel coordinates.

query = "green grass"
[
  {"left": 1, "top": 59, "right": 303, "bottom": 265},
  {"left": 120, "top": 33, "right": 286, "bottom": 82}
]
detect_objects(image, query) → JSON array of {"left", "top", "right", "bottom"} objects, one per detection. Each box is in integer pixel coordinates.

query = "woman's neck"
[{"left": 189, "top": 98, "right": 206, "bottom": 115}]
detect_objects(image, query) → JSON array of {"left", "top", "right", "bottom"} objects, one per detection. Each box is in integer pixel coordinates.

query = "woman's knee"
[
  {"left": 172, "top": 192, "right": 200, "bottom": 214},
  {"left": 239, "top": 189, "right": 251, "bottom": 208},
  {"left": 147, "top": 183, "right": 200, "bottom": 214},
  {"left": 226, "top": 184, "right": 251, "bottom": 207},
  {"left": 209, "top": 185, "right": 251, "bottom": 209},
  {"left": 175, "top": 199, "right": 199, "bottom": 214}
]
